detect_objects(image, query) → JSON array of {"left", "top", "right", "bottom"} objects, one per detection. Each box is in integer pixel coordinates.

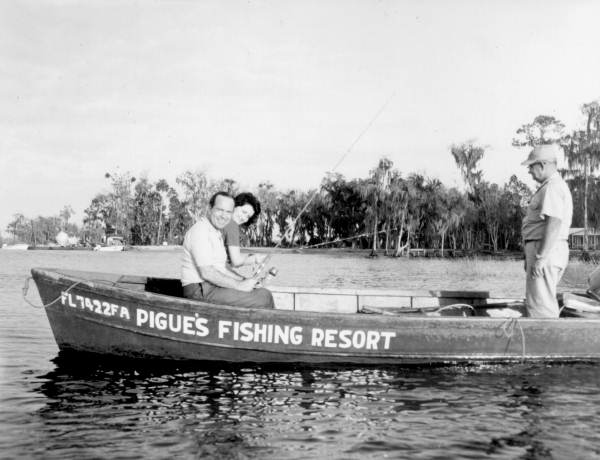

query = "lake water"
[{"left": 1, "top": 249, "right": 599, "bottom": 459}]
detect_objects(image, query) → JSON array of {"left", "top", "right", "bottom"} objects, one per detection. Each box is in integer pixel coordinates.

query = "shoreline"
[{"left": 8, "top": 244, "right": 599, "bottom": 261}]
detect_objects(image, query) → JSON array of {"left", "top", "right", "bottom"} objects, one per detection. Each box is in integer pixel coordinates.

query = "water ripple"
[{"left": 2, "top": 251, "right": 600, "bottom": 458}]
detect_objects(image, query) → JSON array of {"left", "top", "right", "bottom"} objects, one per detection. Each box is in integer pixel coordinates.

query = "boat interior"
[{"left": 45, "top": 269, "right": 600, "bottom": 319}]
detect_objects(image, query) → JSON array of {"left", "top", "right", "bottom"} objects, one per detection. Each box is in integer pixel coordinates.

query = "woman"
[{"left": 223, "top": 192, "right": 266, "bottom": 268}]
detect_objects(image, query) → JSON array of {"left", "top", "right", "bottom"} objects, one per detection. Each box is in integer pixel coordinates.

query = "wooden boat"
[{"left": 30, "top": 267, "right": 600, "bottom": 364}]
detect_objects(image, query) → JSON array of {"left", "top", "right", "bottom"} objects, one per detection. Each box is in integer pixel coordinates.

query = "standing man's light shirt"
[{"left": 522, "top": 172, "right": 572, "bottom": 241}]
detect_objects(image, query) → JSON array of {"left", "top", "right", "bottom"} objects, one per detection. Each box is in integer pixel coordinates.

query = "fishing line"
[
  {"left": 253, "top": 92, "right": 395, "bottom": 276},
  {"left": 278, "top": 92, "right": 396, "bottom": 247}
]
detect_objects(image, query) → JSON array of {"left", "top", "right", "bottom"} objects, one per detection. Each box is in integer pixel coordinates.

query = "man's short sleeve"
[
  {"left": 540, "top": 182, "right": 565, "bottom": 220},
  {"left": 187, "top": 222, "right": 214, "bottom": 267},
  {"left": 223, "top": 222, "right": 240, "bottom": 247}
]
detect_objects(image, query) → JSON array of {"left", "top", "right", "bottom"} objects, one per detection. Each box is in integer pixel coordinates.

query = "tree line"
[{"left": 4, "top": 99, "right": 599, "bottom": 253}]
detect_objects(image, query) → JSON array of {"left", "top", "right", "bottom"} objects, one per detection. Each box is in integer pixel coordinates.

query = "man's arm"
[
  {"left": 220, "top": 264, "right": 245, "bottom": 281},
  {"left": 198, "top": 265, "right": 258, "bottom": 292},
  {"left": 531, "top": 216, "right": 562, "bottom": 278},
  {"left": 227, "top": 245, "right": 250, "bottom": 267},
  {"left": 227, "top": 246, "right": 265, "bottom": 268}
]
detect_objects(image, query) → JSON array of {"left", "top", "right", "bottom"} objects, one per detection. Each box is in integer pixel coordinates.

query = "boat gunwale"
[
  {"left": 31, "top": 267, "right": 600, "bottom": 325},
  {"left": 31, "top": 267, "right": 501, "bottom": 298},
  {"left": 31, "top": 267, "right": 520, "bottom": 320}
]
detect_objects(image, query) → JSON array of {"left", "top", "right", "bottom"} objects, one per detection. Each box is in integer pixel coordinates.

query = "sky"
[{"left": 1, "top": 0, "right": 599, "bottom": 233}]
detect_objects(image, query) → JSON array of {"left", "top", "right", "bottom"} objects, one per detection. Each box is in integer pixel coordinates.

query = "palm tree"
[
  {"left": 563, "top": 101, "right": 600, "bottom": 251},
  {"left": 155, "top": 179, "right": 170, "bottom": 245},
  {"left": 256, "top": 182, "right": 278, "bottom": 246},
  {"left": 403, "top": 173, "right": 427, "bottom": 255},
  {"left": 360, "top": 158, "right": 393, "bottom": 256},
  {"left": 176, "top": 170, "right": 210, "bottom": 222},
  {"left": 439, "top": 188, "right": 466, "bottom": 257},
  {"left": 59, "top": 205, "right": 74, "bottom": 231},
  {"left": 387, "top": 172, "right": 410, "bottom": 256},
  {"left": 450, "top": 141, "right": 485, "bottom": 194}
]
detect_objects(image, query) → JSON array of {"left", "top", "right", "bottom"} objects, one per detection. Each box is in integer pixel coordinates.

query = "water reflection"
[
  {"left": 488, "top": 380, "right": 551, "bottom": 458},
  {"left": 30, "top": 356, "right": 600, "bottom": 459},
  {"left": 34, "top": 355, "right": 276, "bottom": 458}
]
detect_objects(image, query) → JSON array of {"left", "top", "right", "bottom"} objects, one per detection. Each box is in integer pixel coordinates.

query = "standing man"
[
  {"left": 181, "top": 191, "right": 275, "bottom": 309},
  {"left": 521, "top": 144, "right": 573, "bottom": 318}
]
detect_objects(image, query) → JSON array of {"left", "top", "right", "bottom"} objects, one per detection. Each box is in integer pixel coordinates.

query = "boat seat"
[
  {"left": 145, "top": 278, "right": 184, "bottom": 298},
  {"left": 561, "top": 292, "right": 600, "bottom": 318}
]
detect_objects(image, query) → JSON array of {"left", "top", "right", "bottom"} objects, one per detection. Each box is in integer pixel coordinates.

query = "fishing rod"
[
  {"left": 253, "top": 92, "right": 396, "bottom": 281},
  {"left": 299, "top": 228, "right": 394, "bottom": 249},
  {"left": 280, "top": 91, "right": 396, "bottom": 243}
]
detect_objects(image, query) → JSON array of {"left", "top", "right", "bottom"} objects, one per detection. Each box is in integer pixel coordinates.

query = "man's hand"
[
  {"left": 531, "top": 256, "right": 547, "bottom": 278},
  {"left": 248, "top": 253, "right": 267, "bottom": 267},
  {"left": 250, "top": 254, "right": 269, "bottom": 277},
  {"left": 238, "top": 277, "right": 259, "bottom": 292}
]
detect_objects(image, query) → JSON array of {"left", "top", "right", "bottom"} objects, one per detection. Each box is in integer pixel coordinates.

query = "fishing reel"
[
  {"left": 257, "top": 267, "right": 278, "bottom": 285},
  {"left": 250, "top": 254, "right": 277, "bottom": 286},
  {"left": 253, "top": 262, "right": 277, "bottom": 286},
  {"left": 251, "top": 254, "right": 271, "bottom": 277}
]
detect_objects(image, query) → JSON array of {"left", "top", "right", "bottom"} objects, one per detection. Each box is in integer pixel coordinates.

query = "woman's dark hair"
[{"left": 234, "top": 192, "right": 261, "bottom": 227}]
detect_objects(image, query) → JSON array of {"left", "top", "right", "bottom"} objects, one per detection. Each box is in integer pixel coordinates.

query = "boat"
[
  {"left": 93, "top": 236, "right": 125, "bottom": 252},
  {"left": 2, "top": 243, "right": 30, "bottom": 250},
  {"left": 29, "top": 267, "right": 600, "bottom": 365}
]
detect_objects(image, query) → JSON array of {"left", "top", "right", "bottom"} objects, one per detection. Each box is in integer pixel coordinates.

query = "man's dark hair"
[
  {"left": 209, "top": 191, "right": 233, "bottom": 208},
  {"left": 234, "top": 192, "right": 261, "bottom": 227}
]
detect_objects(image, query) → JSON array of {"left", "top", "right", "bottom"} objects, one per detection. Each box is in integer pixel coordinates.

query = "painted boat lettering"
[
  {"left": 218, "top": 321, "right": 396, "bottom": 350},
  {"left": 61, "top": 292, "right": 131, "bottom": 320},
  {"left": 218, "top": 320, "right": 303, "bottom": 345},
  {"left": 136, "top": 308, "right": 209, "bottom": 337},
  {"left": 310, "top": 328, "right": 396, "bottom": 350},
  {"left": 59, "top": 293, "right": 397, "bottom": 351}
]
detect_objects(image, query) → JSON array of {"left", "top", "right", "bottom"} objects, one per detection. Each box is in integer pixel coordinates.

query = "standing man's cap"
[{"left": 521, "top": 144, "right": 561, "bottom": 166}]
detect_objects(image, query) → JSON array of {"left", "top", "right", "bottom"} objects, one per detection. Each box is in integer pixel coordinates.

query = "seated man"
[{"left": 181, "top": 191, "right": 274, "bottom": 309}]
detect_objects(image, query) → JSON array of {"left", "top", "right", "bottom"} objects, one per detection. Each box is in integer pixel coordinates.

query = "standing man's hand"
[{"left": 531, "top": 255, "right": 546, "bottom": 278}]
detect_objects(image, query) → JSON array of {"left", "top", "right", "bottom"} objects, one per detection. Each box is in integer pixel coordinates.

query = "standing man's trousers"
[{"left": 524, "top": 240, "right": 569, "bottom": 318}]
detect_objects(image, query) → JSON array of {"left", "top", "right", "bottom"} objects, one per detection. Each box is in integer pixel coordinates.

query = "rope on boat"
[
  {"left": 359, "top": 303, "right": 476, "bottom": 316},
  {"left": 434, "top": 303, "right": 475, "bottom": 316},
  {"left": 22, "top": 277, "right": 83, "bottom": 309},
  {"left": 500, "top": 317, "right": 526, "bottom": 360},
  {"left": 21, "top": 277, "right": 115, "bottom": 309}
]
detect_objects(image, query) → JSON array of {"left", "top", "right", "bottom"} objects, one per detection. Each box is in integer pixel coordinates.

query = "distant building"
[
  {"left": 56, "top": 231, "right": 80, "bottom": 247},
  {"left": 56, "top": 231, "right": 69, "bottom": 246},
  {"left": 569, "top": 228, "right": 600, "bottom": 250}
]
